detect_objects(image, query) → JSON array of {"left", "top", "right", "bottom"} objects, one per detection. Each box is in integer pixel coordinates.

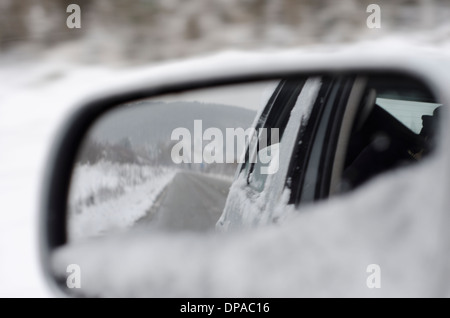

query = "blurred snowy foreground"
[{"left": 2, "top": 39, "right": 450, "bottom": 297}]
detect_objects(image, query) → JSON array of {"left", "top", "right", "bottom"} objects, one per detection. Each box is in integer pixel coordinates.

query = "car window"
[
  {"left": 244, "top": 78, "right": 307, "bottom": 192},
  {"left": 238, "top": 80, "right": 285, "bottom": 179},
  {"left": 286, "top": 73, "right": 443, "bottom": 205},
  {"left": 340, "top": 74, "right": 442, "bottom": 192},
  {"left": 376, "top": 98, "right": 441, "bottom": 134}
]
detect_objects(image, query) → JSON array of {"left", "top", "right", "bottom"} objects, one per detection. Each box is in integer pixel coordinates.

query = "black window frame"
[
  {"left": 286, "top": 75, "right": 356, "bottom": 206},
  {"left": 240, "top": 78, "right": 307, "bottom": 192}
]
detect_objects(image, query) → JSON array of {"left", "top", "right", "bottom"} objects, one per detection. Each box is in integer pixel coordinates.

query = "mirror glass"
[
  {"left": 52, "top": 73, "right": 444, "bottom": 297},
  {"left": 67, "top": 80, "right": 279, "bottom": 242}
]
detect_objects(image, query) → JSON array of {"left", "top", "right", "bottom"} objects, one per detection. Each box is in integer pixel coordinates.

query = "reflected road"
[{"left": 136, "top": 171, "right": 231, "bottom": 232}]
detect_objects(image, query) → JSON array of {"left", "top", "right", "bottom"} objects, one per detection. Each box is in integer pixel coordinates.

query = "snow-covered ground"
[
  {"left": 2, "top": 31, "right": 450, "bottom": 297},
  {"left": 68, "top": 162, "right": 177, "bottom": 241}
]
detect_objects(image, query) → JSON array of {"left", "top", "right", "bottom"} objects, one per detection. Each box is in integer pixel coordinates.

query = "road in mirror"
[{"left": 67, "top": 80, "right": 279, "bottom": 243}]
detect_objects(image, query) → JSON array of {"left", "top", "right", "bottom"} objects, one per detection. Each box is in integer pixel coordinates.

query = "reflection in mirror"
[
  {"left": 67, "top": 80, "right": 279, "bottom": 242},
  {"left": 51, "top": 72, "right": 445, "bottom": 297}
]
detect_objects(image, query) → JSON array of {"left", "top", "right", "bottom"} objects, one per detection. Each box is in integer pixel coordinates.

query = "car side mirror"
[{"left": 40, "top": 62, "right": 444, "bottom": 297}]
